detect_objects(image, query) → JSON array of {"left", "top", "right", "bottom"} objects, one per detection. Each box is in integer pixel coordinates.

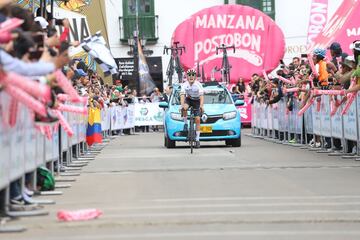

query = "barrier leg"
[
  {"left": 5, "top": 182, "right": 48, "bottom": 218},
  {"left": 0, "top": 189, "right": 26, "bottom": 233}
]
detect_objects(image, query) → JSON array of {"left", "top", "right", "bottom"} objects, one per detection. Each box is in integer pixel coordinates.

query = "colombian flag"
[{"left": 86, "top": 107, "right": 102, "bottom": 146}]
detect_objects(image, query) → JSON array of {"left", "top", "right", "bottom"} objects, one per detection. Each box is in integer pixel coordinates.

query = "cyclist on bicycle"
[{"left": 180, "top": 69, "right": 204, "bottom": 148}]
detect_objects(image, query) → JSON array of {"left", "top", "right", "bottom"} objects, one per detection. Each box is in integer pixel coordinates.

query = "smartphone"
[
  {"left": 32, "top": 34, "right": 44, "bottom": 47},
  {"left": 54, "top": 18, "right": 64, "bottom": 26},
  {"left": 29, "top": 50, "right": 43, "bottom": 60},
  {"left": 301, "top": 54, "right": 308, "bottom": 58}
]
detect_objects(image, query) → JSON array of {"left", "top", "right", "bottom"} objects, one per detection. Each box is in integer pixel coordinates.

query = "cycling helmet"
[
  {"left": 313, "top": 48, "right": 327, "bottom": 58},
  {"left": 186, "top": 69, "right": 196, "bottom": 76}
]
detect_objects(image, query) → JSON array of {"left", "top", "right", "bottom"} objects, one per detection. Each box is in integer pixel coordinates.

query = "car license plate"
[{"left": 200, "top": 126, "right": 212, "bottom": 133}]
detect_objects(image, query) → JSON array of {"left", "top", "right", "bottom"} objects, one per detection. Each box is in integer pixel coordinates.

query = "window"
[
  {"left": 140, "top": 0, "right": 151, "bottom": 13},
  {"left": 236, "top": 0, "right": 275, "bottom": 19},
  {"left": 262, "top": 0, "right": 272, "bottom": 12},
  {"left": 121, "top": 0, "right": 158, "bottom": 42}
]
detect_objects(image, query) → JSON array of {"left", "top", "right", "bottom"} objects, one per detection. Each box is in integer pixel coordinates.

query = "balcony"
[{"left": 119, "top": 15, "right": 159, "bottom": 44}]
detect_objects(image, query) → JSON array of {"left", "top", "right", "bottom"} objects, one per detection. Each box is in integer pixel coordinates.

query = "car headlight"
[
  {"left": 223, "top": 111, "right": 237, "bottom": 120},
  {"left": 170, "top": 112, "right": 183, "bottom": 121}
]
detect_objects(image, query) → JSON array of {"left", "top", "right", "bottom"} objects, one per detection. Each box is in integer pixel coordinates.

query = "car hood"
[{"left": 170, "top": 104, "right": 236, "bottom": 115}]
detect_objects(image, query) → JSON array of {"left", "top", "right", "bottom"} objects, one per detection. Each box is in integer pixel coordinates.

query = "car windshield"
[{"left": 171, "top": 89, "right": 232, "bottom": 105}]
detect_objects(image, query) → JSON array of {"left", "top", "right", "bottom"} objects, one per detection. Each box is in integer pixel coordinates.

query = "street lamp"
[{"left": 127, "top": 31, "right": 140, "bottom": 96}]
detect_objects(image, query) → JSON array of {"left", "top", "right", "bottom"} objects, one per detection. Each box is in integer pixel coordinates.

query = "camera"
[{"left": 54, "top": 18, "right": 64, "bottom": 26}]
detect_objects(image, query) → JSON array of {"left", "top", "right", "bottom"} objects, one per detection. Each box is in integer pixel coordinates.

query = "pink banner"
[
  {"left": 237, "top": 96, "right": 252, "bottom": 125},
  {"left": 172, "top": 5, "right": 285, "bottom": 82},
  {"left": 307, "top": 0, "right": 329, "bottom": 45},
  {"left": 309, "top": 0, "right": 360, "bottom": 56}
]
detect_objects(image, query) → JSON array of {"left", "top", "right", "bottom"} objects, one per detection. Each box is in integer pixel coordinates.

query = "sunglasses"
[{"left": 187, "top": 73, "right": 196, "bottom": 77}]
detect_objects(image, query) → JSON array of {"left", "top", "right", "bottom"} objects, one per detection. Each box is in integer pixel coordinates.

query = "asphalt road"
[{"left": 3, "top": 129, "right": 360, "bottom": 240}]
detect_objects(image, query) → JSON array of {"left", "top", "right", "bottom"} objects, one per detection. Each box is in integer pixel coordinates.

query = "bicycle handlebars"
[
  {"left": 163, "top": 42, "right": 186, "bottom": 56},
  {"left": 215, "top": 44, "right": 236, "bottom": 55}
]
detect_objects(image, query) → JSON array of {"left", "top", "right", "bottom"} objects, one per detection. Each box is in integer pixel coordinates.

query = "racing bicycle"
[
  {"left": 215, "top": 44, "right": 236, "bottom": 85},
  {"left": 164, "top": 42, "right": 186, "bottom": 86}
]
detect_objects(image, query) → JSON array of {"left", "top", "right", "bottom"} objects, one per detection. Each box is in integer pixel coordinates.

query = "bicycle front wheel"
[{"left": 189, "top": 116, "right": 195, "bottom": 154}]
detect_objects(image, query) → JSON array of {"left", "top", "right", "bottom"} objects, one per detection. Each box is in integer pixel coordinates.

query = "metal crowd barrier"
[
  {"left": 250, "top": 93, "right": 360, "bottom": 158},
  {"left": 0, "top": 92, "right": 107, "bottom": 233}
]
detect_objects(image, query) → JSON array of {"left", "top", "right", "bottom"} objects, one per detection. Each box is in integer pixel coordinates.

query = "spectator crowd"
[{"left": 246, "top": 40, "right": 360, "bottom": 150}]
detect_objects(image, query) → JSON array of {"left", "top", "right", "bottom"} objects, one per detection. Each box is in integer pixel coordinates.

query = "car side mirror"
[
  {"left": 159, "top": 101, "right": 169, "bottom": 108},
  {"left": 235, "top": 99, "right": 244, "bottom": 106}
]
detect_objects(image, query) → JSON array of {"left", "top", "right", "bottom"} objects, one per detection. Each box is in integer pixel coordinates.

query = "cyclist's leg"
[
  {"left": 192, "top": 99, "right": 201, "bottom": 143},
  {"left": 182, "top": 98, "right": 190, "bottom": 131}
]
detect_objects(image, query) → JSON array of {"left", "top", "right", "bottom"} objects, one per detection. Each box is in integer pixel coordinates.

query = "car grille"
[
  {"left": 187, "top": 114, "right": 223, "bottom": 124},
  {"left": 176, "top": 130, "right": 231, "bottom": 137}
]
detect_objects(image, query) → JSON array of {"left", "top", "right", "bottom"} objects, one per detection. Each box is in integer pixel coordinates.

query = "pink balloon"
[
  {"left": 5, "top": 85, "right": 47, "bottom": 117},
  {"left": 57, "top": 209, "right": 102, "bottom": 222},
  {"left": 341, "top": 93, "right": 356, "bottom": 115},
  {"left": 55, "top": 70, "right": 82, "bottom": 102},
  {"left": 284, "top": 87, "right": 299, "bottom": 93},
  {"left": 313, "top": 89, "right": 345, "bottom": 95},
  {"left": 57, "top": 94, "right": 88, "bottom": 104},
  {"left": 3, "top": 72, "right": 51, "bottom": 102},
  {"left": 278, "top": 76, "right": 295, "bottom": 85},
  {"left": 297, "top": 97, "right": 315, "bottom": 116},
  {"left": 53, "top": 110, "right": 74, "bottom": 137}
]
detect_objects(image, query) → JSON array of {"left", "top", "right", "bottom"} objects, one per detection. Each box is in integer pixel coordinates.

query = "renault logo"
[{"left": 201, "top": 114, "right": 208, "bottom": 122}]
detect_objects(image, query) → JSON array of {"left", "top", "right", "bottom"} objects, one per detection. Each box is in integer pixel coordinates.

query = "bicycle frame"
[
  {"left": 164, "top": 42, "right": 185, "bottom": 85},
  {"left": 215, "top": 44, "right": 236, "bottom": 85}
]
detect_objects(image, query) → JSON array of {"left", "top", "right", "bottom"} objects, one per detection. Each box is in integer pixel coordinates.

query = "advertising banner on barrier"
[
  {"left": 304, "top": 105, "right": 314, "bottom": 134},
  {"left": 52, "top": 129, "right": 60, "bottom": 161},
  {"left": 261, "top": 104, "right": 267, "bottom": 129},
  {"left": 312, "top": 102, "right": 321, "bottom": 135},
  {"left": 256, "top": 102, "right": 261, "bottom": 129},
  {"left": 295, "top": 103, "right": 303, "bottom": 135},
  {"left": 45, "top": 131, "right": 53, "bottom": 162},
  {"left": 237, "top": 97, "right": 252, "bottom": 125},
  {"left": 61, "top": 112, "right": 69, "bottom": 152},
  {"left": 331, "top": 100, "right": 343, "bottom": 139},
  {"left": 343, "top": 97, "right": 357, "bottom": 141},
  {"left": 9, "top": 104, "right": 25, "bottom": 182},
  {"left": 134, "top": 103, "right": 164, "bottom": 126},
  {"left": 0, "top": 97, "right": 10, "bottom": 190},
  {"left": 24, "top": 109, "right": 37, "bottom": 173},
  {"left": 267, "top": 106, "right": 273, "bottom": 131},
  {"left": 320, "top": 95, "right": 331, "bottom": 137},
  {"left": 251, "top": 104, "right": 256, "bottom": 128},
  {"left": 111, "top": 105, "right": 135, "bottom": 130},
  {"left": 101, "top": 107, "right": 111, "bottom": 131},
  {"left": 289, "top": 104, "right": 296, "bottom": 133},
  {"left": 272, "top": 104, "right": 279, "bottom": 130}
]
